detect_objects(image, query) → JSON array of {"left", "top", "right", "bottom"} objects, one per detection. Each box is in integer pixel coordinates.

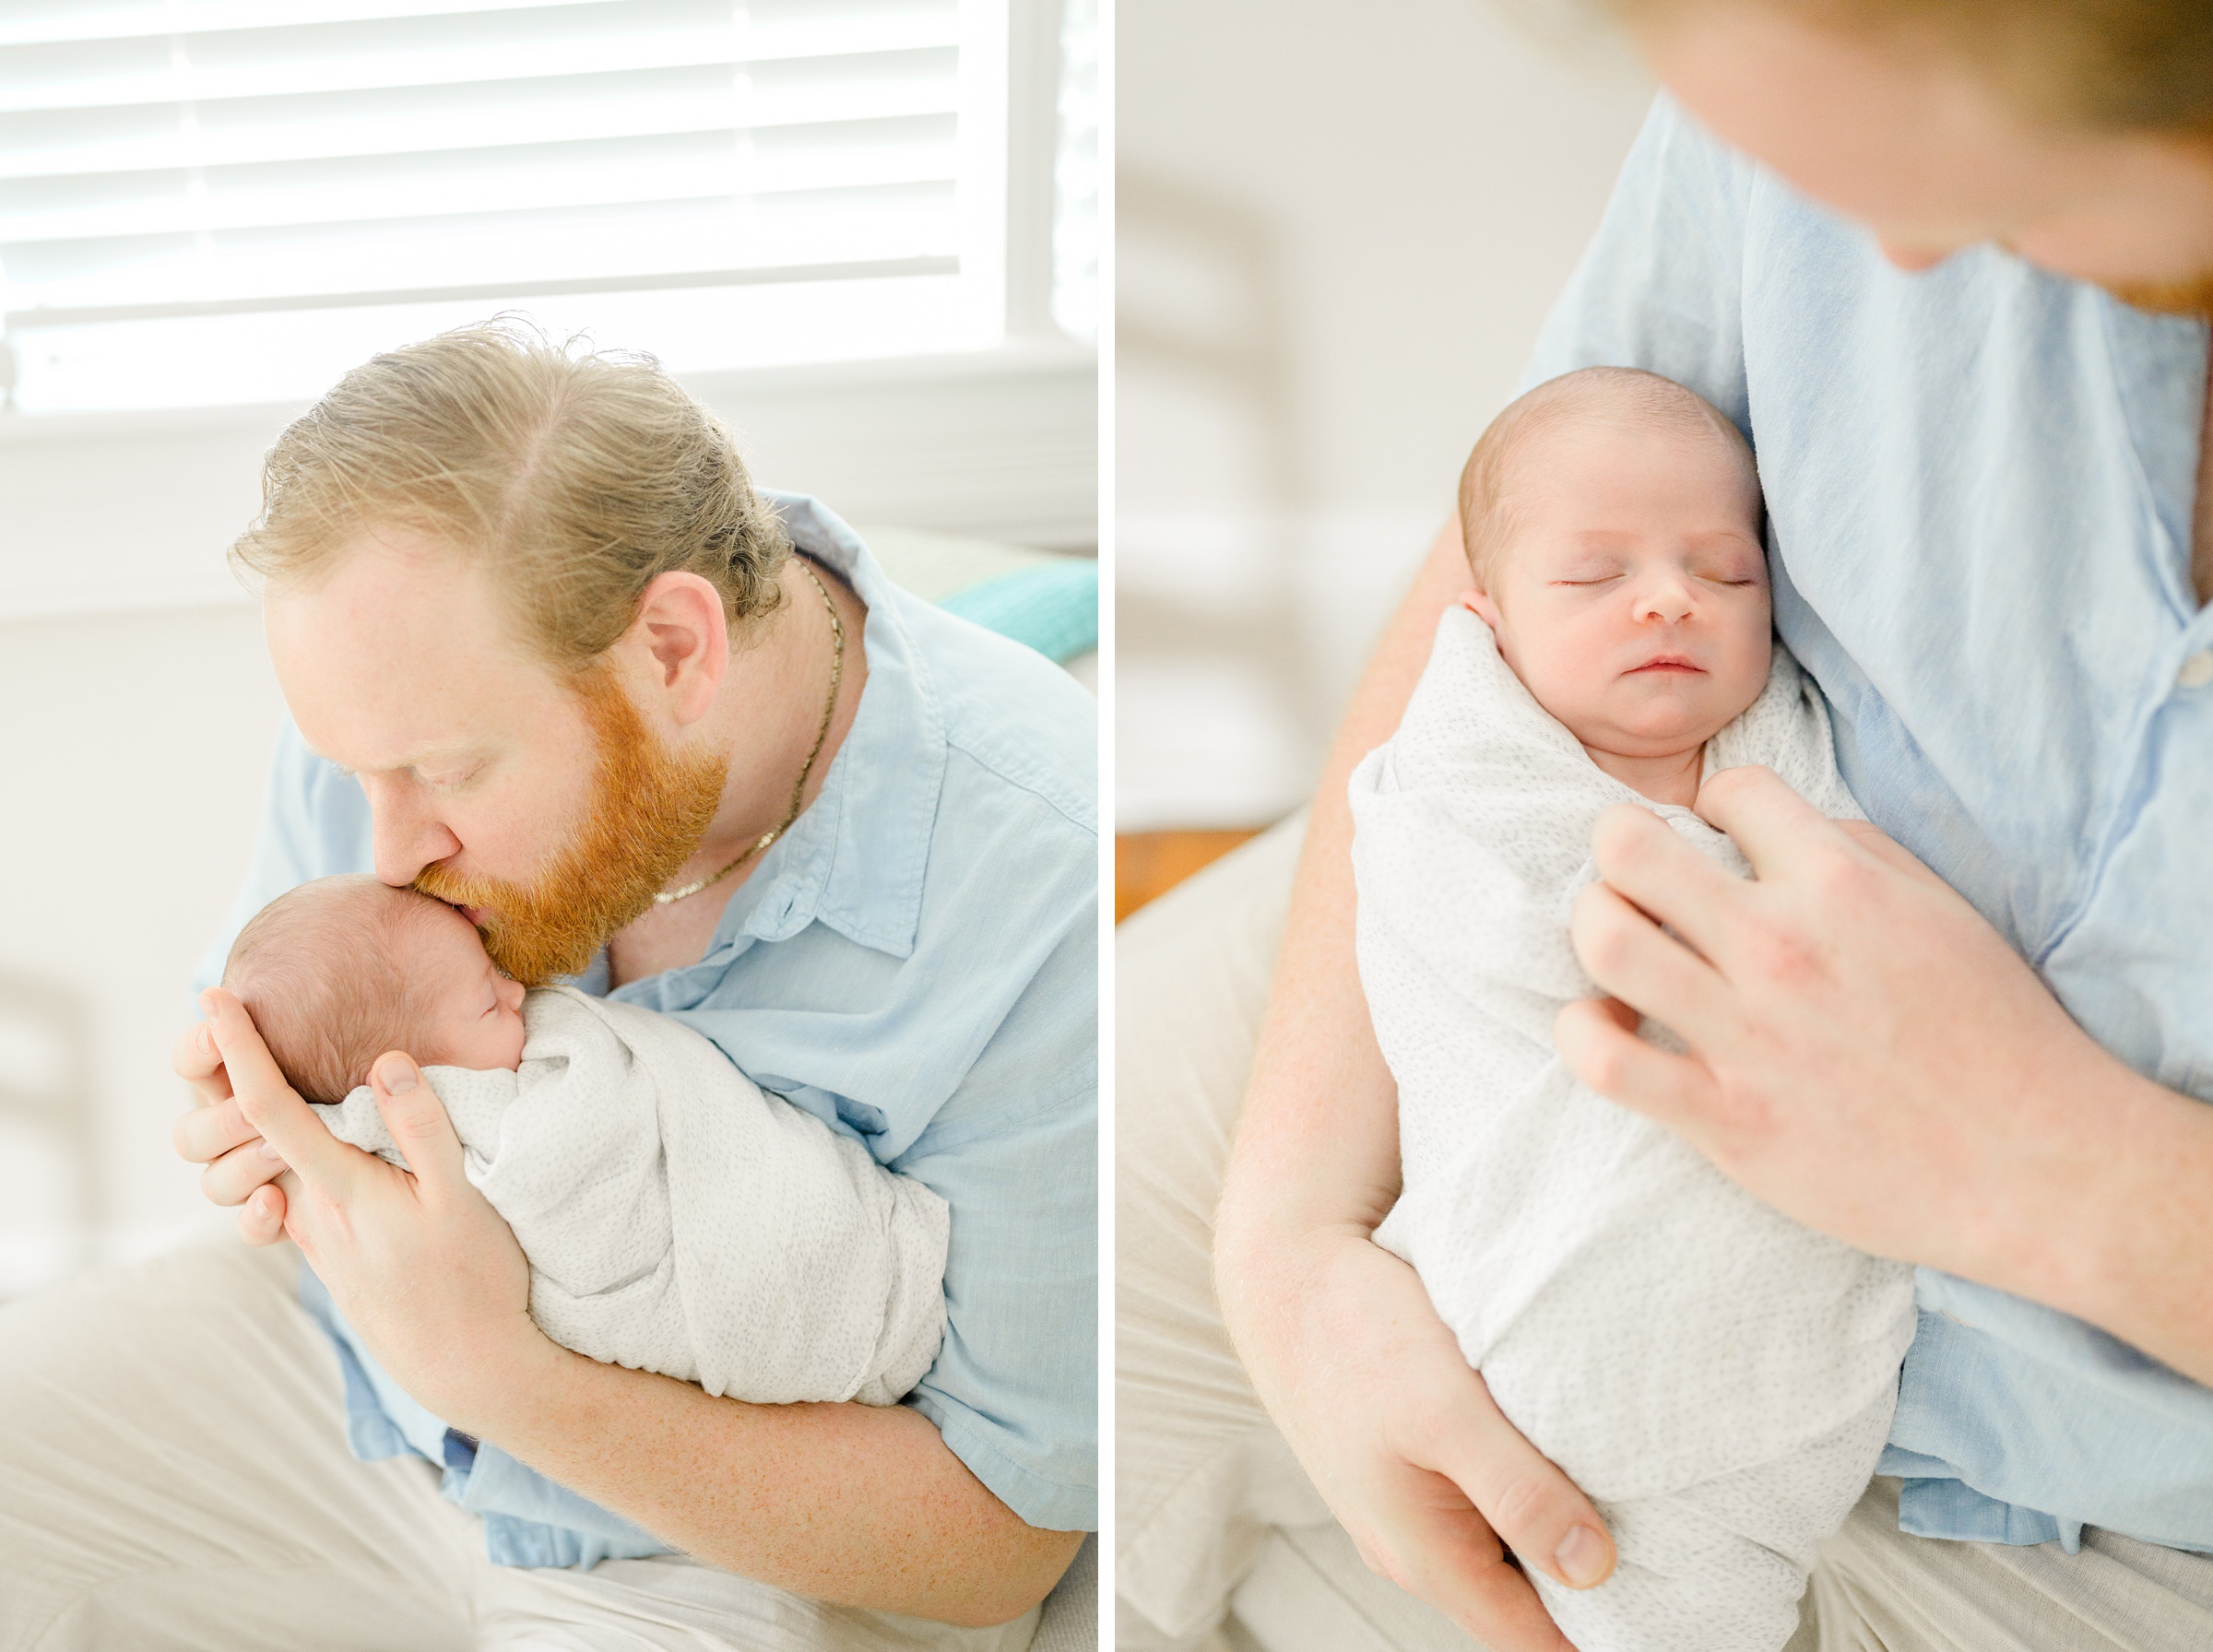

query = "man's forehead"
[{"left": 263, "top": 532, "right": 562, "bottom": 770}]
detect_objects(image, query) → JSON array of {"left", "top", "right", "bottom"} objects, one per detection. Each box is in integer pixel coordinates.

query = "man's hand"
[
  {"left": 1221, "top": 1218, "right": 1614, "bottom": 1652},
  {"left": 1556, "top": 765, "right": 2158, "bottom": 1304},
  {"left": 172, "top": 1015, "right": 290, "bottom": 1242},
  {"left": 191, "top": 987, "right": 553, "bottom": 1433}
]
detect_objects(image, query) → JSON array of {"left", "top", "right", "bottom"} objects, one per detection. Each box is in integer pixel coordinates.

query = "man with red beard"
[
  {"left": 0, "top": 327, "right": 1094, "bottom": 1649},
  {"left": 1120, "top": 5, "right": 2213, "bottom": 1652}
]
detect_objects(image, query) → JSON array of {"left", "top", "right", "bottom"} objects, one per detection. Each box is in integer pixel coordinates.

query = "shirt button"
[{"left": 2181, "top": 652, "right": 2213, "bottom": 690}]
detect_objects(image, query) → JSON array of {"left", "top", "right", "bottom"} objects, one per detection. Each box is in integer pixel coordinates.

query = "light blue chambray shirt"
[
  {"left": 193, "top": 494, "right": 1097, "bottom": 1566},
  {"left": 1522, "top": 95, "right": 2213, "bottom": 1555}
]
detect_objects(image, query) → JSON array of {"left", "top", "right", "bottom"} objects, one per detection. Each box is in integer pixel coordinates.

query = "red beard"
[
  {"left": 2102, "top": 270, "right": 2213, "bottom": 316},
  {"left": 413, "top": 666, "right": 729, "bottom": 985}
]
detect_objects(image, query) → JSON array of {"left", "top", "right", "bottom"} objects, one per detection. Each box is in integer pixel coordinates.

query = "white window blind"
[
  {"left": 0, "top": 0, "right": 1064, "bottom": 409},
  {"left": 1050, "top": 0, "right": 1094, "bottom": 340}
]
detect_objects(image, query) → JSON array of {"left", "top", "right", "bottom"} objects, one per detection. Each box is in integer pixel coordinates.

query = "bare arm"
[
  {"left": 1213, "top": 520, "right": 1615, "bottom": 1652},
  {"left": 180, "top": 995, "right": 1080, "bottom": 1628},
  {"left": 480, "top": 1344, "right": 1082, "bottom": 1625},
  {"left": 1222, "top": 522, "right": 1468, "bottom": 1251}
]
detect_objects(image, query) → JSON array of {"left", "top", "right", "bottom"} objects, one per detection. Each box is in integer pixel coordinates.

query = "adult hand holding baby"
[
  {"left": 176, "top": 987, "right": 552, "bottom": 1435},
  {"left": 1557, "top": 765, "right": 2213, "bottom": 1387},
  {"left": 1234, "top": 1224, "right": 1609, "bottom": 1652}
]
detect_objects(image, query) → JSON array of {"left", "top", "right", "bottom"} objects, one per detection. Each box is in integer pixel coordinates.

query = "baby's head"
[
  {"left": 221, "top": 876, "right": 528, "bottom": 1103},
  {"left": 1459, "top": 367, "right": 1772, "bottom": 762}
]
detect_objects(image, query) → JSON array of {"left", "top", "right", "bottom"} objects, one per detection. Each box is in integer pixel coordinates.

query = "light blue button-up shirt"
[
  {"left": 1524, "top": 95, "right": 2213, "bottom": 1553},
  {"left": 194, "top": 495, "right": 1097, "bottom": 1565}
]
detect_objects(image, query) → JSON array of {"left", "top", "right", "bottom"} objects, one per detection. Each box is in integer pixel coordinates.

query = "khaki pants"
[
  {"left": 1115, "top": 820, "right": 2213, "bottom": 1652},
  {"left": 0, "top": 1234, "right": 1047, "bottom": 1652}
]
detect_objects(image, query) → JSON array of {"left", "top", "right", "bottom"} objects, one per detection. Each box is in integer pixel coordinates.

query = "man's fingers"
[
  {"left": 172, "top": 1093, "right": 260, "bottom": 1166},
  {"left": 1693, "top": 765, "right": 1837, "bottom": 880},
  {"left": 235, "top": 1181, "right": 288, "bottom": 1247},
  {"left": 1395, "top": 1505, "right": 1580, "bottom": 1652},
  {"left": 1568, "top": 881, "right": 1735, "bottom": 1047},
  {"left": 171, "top": 1021, "right": 232, "bottom": 1105},
  {"left": 1588, "top": 803, "right": 1748, "bottom": 959},
  {"left": 1556, "top": 998, "right": 1720, "bottom": 1133},
  {"left": 171, "top": 1020, "right": 222, "bottom": 1082},
  {"left": 197, "top": 1138, "right": 287, "bottom": 1208},
  {"left": 199, "top": 988, "right": 349, "bottom": 1194},
  {"left": 1420, "top": 1374, "right": 1615, "bottom": 1599},
  {"left": 368, "top": 1053, "right": 466, "bottom": 1195}
]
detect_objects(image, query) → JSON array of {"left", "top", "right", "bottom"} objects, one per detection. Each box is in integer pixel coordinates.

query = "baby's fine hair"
[
  {"left": 221, "top": 876, "right": 455, "bottom": 1104},
  {"left": 1457, "top": 366, "right": 1761, "bottom": 589}
]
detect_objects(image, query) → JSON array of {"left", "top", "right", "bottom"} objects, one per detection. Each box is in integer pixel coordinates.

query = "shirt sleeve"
[
  {"left": 192, "top": 718, "right": 375, "bottom": 997},
  {"left": 896, "top": 904, "right": 1098, "bottom": 1531},
  {"left": 1520, "top": 92, "right": 1758, "bottom": 437}
]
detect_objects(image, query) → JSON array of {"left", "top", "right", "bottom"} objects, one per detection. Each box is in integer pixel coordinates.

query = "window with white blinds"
[{"left": 0, "top": 0, "right": 1072, "bottom": 410}]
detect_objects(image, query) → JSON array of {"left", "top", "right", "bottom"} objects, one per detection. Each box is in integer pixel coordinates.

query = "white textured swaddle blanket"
[
  {"left": 1348, "top": 608, "right": 1917, "bottom": 1652},
  {"left": 315, "top": 985, "right": 948, "bottom": 1408}
]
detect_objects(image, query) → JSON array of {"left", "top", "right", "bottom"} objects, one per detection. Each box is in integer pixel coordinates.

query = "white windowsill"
[{"left": 0, "top": 337, "right": 1096, "bottom": 622}]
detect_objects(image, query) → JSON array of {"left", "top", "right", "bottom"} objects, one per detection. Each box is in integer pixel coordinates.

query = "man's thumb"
[{"left": 369, "top": 1054, "right": 460, "bottom": 1181}]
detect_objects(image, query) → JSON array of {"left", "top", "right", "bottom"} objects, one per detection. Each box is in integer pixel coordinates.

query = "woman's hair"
[
  {"left": 1605, "top": 0, "right": 2213, "bottom": 135},
  {"left": 231, "top": 318, "right": 792, "bottom": 672}
]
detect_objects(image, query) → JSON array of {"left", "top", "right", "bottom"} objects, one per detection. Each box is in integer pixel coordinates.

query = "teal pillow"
[{"left": 940, "top": 560, "right": 1099, "bottom": 664}]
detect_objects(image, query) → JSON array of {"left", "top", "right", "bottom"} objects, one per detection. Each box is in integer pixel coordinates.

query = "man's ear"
[
  {"left": 1464, "top": 585, "right": 1503, "bottom": 632},
  {"left": 627, "top": 572, "right": 730, "bottom": 726}
]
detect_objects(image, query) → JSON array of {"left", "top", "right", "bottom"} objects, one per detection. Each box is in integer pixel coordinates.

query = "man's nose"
[
  {"left": 1876, "top": 237, "right": 1958, "bottom": 273},
  {"left": 367, "top": 784, "right": 463, "bottom": 887}
]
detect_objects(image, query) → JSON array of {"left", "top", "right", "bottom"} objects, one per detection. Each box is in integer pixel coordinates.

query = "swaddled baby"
[
  {"left": 222, "top": 875, "right": 947, "bottom": 1407},
  {"left": 1348, "top": 367, "right": 1917, "bottom": 1651}
]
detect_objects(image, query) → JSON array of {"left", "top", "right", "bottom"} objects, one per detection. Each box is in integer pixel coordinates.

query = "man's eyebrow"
[{"left": 311, "top": 743, "right": 482, "bottom": 775}]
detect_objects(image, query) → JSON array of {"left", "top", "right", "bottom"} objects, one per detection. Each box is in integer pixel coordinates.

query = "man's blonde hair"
[
  {"left": 231, "top": 319, "right": 792, "bottom": 671},
  {"left": 1457, "top": 366, "right": 1759, "bottom": 589},
  {"left": 1606, "top": 0, "right": 2213, "bottom": 135}
]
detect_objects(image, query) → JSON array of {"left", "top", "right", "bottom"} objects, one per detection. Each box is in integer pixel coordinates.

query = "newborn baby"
[
  {"left": 222, "top": 875, "right": 947, "bottom": 1408},
  {"left": 1348, "top": 367, "right": 1916, "bottom": 1651}
]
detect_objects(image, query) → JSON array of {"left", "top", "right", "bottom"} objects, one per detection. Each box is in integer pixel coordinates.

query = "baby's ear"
[{"left": 1463, "top": 587, "right": 1503, "bottom": 631}]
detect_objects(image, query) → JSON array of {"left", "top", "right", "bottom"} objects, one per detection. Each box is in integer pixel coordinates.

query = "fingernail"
[
  {"left": 384, "top": 1062, "right": 417, "bottom": 1095},
  {"left": 198, "top": 1025, "right": 214, "bottom": 1056},
  {"left": 258, "top": 1141, "right": 283, "bottom": 1162},
  {"left": 1556, "top": 1525, "right": 1609, "bottom": 1587}
]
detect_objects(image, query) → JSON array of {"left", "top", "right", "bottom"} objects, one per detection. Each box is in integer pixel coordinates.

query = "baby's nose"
[{"left": 1633, "top": 577, "right": 1698, "bottom": 621}]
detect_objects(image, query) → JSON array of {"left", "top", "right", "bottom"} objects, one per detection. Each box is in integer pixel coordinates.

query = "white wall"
[
  {"left": 0, "top": 350, "right": 1094, "bottom": 1298},
  {"left": 0, "top": 605, "right": 279, "bottom": 1291},
  {"left": 1116, "top": 0, "right": 1654, "bottom": 828}
]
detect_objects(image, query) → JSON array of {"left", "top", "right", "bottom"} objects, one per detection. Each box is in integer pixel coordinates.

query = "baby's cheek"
[
  {"left": 1727, "top": 624, "right": 1776, "bottom": 705},
  {"left": 499, "top": 1014, "right": 529, "bottom": 1071}
]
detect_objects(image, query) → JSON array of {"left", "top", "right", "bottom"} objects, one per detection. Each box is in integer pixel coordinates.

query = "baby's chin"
[{"left": 1575, "top": 700, "right": 1739, "bottom": 758}]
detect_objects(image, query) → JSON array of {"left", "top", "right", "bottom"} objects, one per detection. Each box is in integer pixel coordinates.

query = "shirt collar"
[{"left": 706, "top": 491, "right": 947, "bottom": 962}]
